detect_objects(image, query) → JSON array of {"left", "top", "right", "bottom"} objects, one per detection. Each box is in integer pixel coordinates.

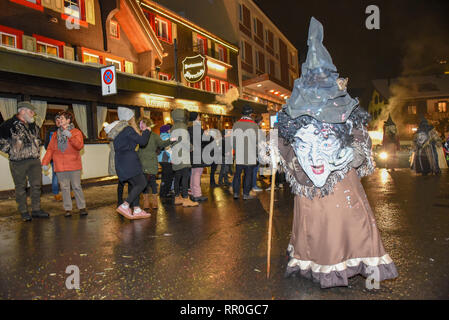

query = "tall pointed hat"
[
  {"left": 418, "top": 117, "right": 433, "bottom": 133},
  {"left": 384, "top": 114, "right": 396, "bottom": 126},
  {"left": 285, "top": 17, "right": 359, "bottom": 123}
]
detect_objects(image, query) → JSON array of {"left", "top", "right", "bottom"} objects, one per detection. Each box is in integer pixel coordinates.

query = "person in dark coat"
[
  {"left": 218, "top": 129, "right": 232, "bottom": 186},
  {"left": 188, "top": 112, "right": 210, "bottom": 202},
  {"left": 114, "top": 107, "right": 151, "bottom": 219}
]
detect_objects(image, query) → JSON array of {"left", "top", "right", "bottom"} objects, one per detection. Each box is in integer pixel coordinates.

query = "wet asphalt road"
[{"left": 0, "top": 168, "right": 448, "bottom": 300}]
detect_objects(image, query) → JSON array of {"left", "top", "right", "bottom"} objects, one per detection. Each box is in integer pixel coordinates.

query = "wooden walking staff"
[{"left": 267, "top": 163, "right": 276, "bottom": 279}]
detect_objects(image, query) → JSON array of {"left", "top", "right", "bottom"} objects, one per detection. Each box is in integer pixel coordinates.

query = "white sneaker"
[{"left": 253, "top": 186, "right": 263, "bottom": 192}]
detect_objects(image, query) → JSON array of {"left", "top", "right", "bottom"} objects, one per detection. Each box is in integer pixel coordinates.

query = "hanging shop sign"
[{"left": 182, "top": 54, "right": 207, "bottom": 83}]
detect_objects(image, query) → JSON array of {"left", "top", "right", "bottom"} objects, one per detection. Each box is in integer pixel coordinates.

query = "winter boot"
[
  {"left": 174, "top": 195, "right": 184, "bottom": 206},
  {"left": 182, "top": 197, "right": 199, "bottom": 207},
  {"left": 143, "top": 194, "right": 151, "bottom": 210},
  {"left": 151, "top": 194, "right": 159, "bottom": 209}
]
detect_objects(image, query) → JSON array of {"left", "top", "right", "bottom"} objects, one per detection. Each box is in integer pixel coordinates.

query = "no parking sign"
[{"left": 101, "top": 65, "right": 117, "bottom": 96}]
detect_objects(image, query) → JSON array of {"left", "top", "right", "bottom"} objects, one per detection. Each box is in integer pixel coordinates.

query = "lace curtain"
[
  {"left": 30, "top": 100, "right": 47, "bottom": 127},
  {"left": 0, "top": 98, "right": 17, "bottom": 121},
  {"left": 73, "top": 104, "right": 89, "bottom": 138},
  {"left": 96, "top": 106, "right": 108, "bottom": 136}
]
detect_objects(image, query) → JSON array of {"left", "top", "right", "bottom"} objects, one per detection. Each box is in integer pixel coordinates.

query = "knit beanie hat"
[
  {"left": 160, "top": 124, "right": 171, "bottom": 133},
  {"left": 117, "top": 107, "right": 134, "bottom": 121}
]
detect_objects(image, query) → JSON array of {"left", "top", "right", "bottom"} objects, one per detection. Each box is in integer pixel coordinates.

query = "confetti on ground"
[
  {"left": 163, "top": 233, "right": 173, "bottom": 236},
  {"left": 104, "top": 268, "right": 113, "bottom": 271},
  {"left": 254, "top": 268, "right": 261, "bottom": 272},
  {"left": 122, "top": 255, "right": 133, "bottom": 258},
  {"left": 49, "top": 273, "right": 56, "bottom": 276},
  {"left": 80, "top": 254, "right": 87, "bottom": 257},
  {"left": 430, "top": 258, "right": 435, "bottom": 262}
]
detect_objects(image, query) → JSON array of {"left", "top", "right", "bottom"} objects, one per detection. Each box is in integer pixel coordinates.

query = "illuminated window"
[
  {"left": 105, "top": 58, "right": 121, "bottom": 70},
  {"left": 197, "top": 35, "right": 206, "bottom": 55},
  {"left": 37, "top": 42, "right": 58, "bottom": 57},
  {"left": 437, "top": 101, "right": 447, "bottom": 113},
  {"left": 210, "top": 79, "right": 218, "bottom": 93},
  {"left": 64, "top": 0, "right": 81, "bottom": 19},
  {"left": 408, "top": 105, "right": 417, "bottom": 115},
  {"left": 155, "top": 17, "right": 169, "bottom": 42},
  {"left": 125, "top": 61, "right": 134, "bottom": 74},
  {"left": 217, "top": 46, "right": 225, "bottom": 62},
  {"left": 83, "top": 52, "right": 100, "bottom": 64},
  {"left": 110, "top": 21, "right": 119, "bottom": 39},
  {"left": 221, "top": 82, "right": 226, "bottom": 94},
  {"left": 0, "top": 32, "right": 16, "bottom": 48}
]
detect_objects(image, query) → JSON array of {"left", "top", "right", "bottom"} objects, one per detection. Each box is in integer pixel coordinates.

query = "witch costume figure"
[
  {"left": 411, "top": 118, "right": 442, "bottom": 175},
  {"left": 382, "top": 114, "right": 400, "bottom": 170},
  {"left": 269, "top": 17, "right": 398, "bottom": 288}
]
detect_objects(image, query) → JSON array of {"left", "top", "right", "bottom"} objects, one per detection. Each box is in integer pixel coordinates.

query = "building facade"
[
  {"left": 368, "top": 75, "right": 449, "bottom": 141},
  {"left": 0, "top": 0, "right": 265, "bottom": 191},
  {"left": 151, "top": 0, "right": 300, "bottom": 130}
]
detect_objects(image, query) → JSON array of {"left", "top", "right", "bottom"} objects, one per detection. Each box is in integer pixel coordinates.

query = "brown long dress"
[
  {"left": 286, "top": 169, "right": 398, "bottom": 288},
  {"left": 278, "top": 132, "right": 398, "bottom": 288}
]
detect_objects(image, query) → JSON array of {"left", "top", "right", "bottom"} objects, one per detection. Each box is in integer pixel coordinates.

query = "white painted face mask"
[
  {"left": 416, "top": 132, "right": 428, "bottom": 146},
  {"left": 292, "top": 124, "right": 354, "bottom": 187}
]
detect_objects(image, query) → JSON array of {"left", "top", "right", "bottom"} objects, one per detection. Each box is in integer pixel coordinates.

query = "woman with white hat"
[{"left": 112, "top": 107, "right": 151, "bottom": 219}]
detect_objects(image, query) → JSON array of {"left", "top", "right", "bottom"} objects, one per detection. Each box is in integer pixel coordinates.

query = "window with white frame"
[
  {"left": 110, "top": 21, "right": 119, "bottom": 39},
  {"left": 37, "top": 41, "right": 58, "bottom": 57},
  {"left": 437, "top": 101, "right": 447, "bottom": 113},
  {"left": 238, "top": 4, "right": 242, "bottom": 22},
  {"left": 155, "top": 17, "right": 169, "bottom": 42},
  {"left": 256, "top": 51, "right": 260, "bottom": 70},
  {"left": 0, "top": 32, "right": 16, "bottom": 48},
  {"left": 408, "top": 105, "right": 417, "bottom": 115},
  {"left": 210, "top": 79, "right": 218, "bottom": 93},
  {"left": 240, "top": 40, "right": 245, "bottom": 61},
  {"left": 64, "top": 0, "right": 81, "bottom": 19},
  {"left": 218, "top": 46, "right": 225, "bottom": 62},
  {"left": 220, "top": 82, "right": 226, "bottom": 94},
  {"left": 105, "top": 58, "right": 121, "bottom": 71},
  {"left": 197, "top": 36, "right": 206, "bottom": 55}
]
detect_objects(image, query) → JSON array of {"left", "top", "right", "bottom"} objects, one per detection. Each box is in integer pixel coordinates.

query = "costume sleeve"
[
  {"left": 42, "top": 134, "right": 56, "bottom": 166},
  {"left": 68, "top": 129, "right": 84, "bottom": 151}
]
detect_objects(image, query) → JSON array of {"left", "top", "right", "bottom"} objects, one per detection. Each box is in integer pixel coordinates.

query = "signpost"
[{"left": 101, "top": 65, "right": 117, "bottom": 96}]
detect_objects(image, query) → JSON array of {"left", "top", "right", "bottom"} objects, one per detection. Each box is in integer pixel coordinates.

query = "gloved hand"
[
  {"left": 62, "top": 130, "right": 72, "bottom": 138},
  {"left": 42, "top": 165, "right": 49, "bottom": 171}
]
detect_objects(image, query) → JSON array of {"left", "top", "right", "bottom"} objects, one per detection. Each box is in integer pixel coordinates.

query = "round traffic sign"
[{"left": 103, "top": 69, "right": 114, "bottom": 85}]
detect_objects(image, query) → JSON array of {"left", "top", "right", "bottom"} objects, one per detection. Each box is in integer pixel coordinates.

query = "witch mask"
[{"left": 292, "top": 124, "right": 354, "bottom": 187}]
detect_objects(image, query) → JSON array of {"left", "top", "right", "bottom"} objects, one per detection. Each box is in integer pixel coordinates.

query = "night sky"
[{"left": 254, "top": 0, "right": 449, "bottom": 89}]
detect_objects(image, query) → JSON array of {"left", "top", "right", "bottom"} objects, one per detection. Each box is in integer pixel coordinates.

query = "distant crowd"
[{"left": 0, "top": 101, "right": 285, "bottom": 221}]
